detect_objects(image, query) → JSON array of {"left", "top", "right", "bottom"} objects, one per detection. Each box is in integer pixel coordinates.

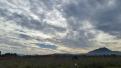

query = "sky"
[{"left": 0, "top": 0, "right": 121, "bottom": 55}]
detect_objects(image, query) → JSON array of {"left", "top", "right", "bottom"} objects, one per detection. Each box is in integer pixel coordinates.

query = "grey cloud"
[
  {"left": 0, "top": 36, "right": 26, "bottom": 48},
  {"left": 0, "top": 0, "right": 120, "bottom": 54},
  {"left": 90, "top": 0, "right": 121, "bottom": 37},
  {"left": 61, "top": 30, "right": 90, "bottom": 48},
  {"left": 62, "top": 0, "right": 109, "bottom": 20},
  {"left": 63, "top": 0, "right": 120, "bottom": 33},
  {"left": 57, "top": 0, "right": 121, "bottom": 49},
  {"left": 19, "top": 34, "right": 32, "bottom": 40},
  {"left": 0, "top": 9, "right": 66, "bottom": 35},
  {"left": 0, "top": 0, "right": 65, "bottom": 32}
]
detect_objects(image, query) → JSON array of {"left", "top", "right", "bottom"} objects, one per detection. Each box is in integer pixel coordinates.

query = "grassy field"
[{"left": 0, "top": 56, "right": 121, "bottom": 68}]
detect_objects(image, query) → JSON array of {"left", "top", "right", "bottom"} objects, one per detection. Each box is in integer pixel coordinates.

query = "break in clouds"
[{"left": 0, "top": 0, "right": 121, "bottom": 55}]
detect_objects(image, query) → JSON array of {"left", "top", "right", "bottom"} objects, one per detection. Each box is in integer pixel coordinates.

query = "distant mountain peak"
[
  {"left": 94, "top": 47, "right": 111, "bottom": 51},
  {"left": 88, "top": 47, "right": 112, "bottom": 55}
]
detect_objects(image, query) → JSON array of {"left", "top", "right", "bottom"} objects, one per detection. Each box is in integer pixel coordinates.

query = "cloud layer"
[{"left": 0, "top": 0, "right": 121, "bottom": 54}]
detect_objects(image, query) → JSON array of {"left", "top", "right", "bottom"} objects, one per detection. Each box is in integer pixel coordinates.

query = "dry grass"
[{"left": 0, "top": 56, "right": 121, "bottom": 68}]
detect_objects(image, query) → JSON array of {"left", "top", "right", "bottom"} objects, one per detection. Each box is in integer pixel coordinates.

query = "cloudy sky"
[{"left": 0, "top": 0, "right": 121, "bottom": 55}]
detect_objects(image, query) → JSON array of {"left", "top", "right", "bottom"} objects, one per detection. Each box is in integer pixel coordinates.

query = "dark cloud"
[
  {"left": 62, "top": 0, "right": 121, "bottom": 38},
  {"left": 19, "top": 34, "right": 32, "bottom": 40},
  {"left": 90, "top": 0, "right": 121, "bottom": 37}
]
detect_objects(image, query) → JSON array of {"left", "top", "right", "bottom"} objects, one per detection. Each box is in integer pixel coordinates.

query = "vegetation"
[{"left": 0, "top": 54, "right": 121, "bottom": 68}]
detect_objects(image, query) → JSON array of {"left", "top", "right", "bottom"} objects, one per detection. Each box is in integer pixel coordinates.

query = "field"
[{"left": 0, "top": 56, "right": 121, "bottom": 68}]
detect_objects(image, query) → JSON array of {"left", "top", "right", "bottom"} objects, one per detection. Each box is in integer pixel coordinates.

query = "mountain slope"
[{"left": 88, "top": 47, "right": 121, "bottom": 55}]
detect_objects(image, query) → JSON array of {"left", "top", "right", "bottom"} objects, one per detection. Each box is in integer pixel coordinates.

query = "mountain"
[{"left": 88, "top": 47, "right": 121, "bottom": 56}]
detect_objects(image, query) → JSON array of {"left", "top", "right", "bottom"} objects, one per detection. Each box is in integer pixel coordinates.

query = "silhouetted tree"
[
  {"left": 4, "top": 53, "right": 17, "bottom": 56},
  {"left": 0, "top": 51, "right": 1, "bottom": 56}
]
